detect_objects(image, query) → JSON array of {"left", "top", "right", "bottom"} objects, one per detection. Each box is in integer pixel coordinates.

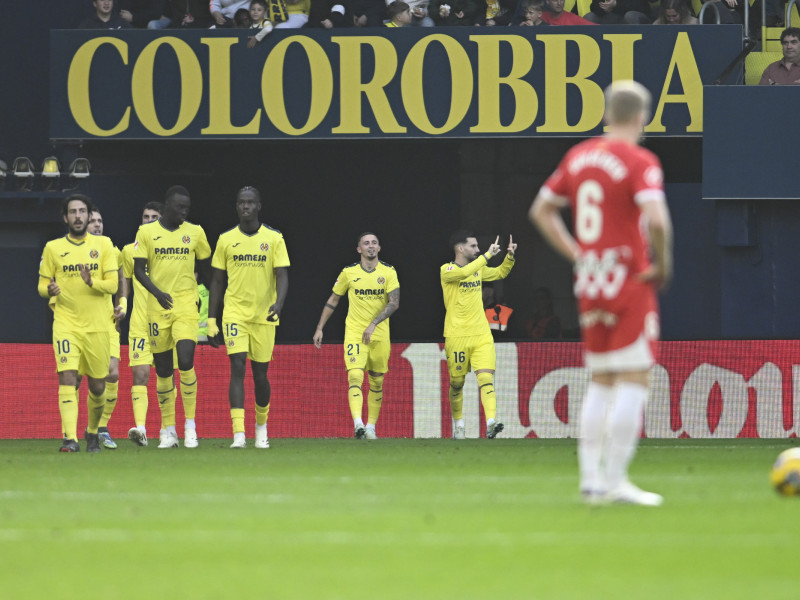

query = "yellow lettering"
[
  {"left": 401, "top": 35, "right": 472, "bottom": 135},
  {"left": 132, "top": 37, "right": 202, "bottom": 136},
  {"left": 201, "top": 38, "right": 260, "bottom": 135},
  {"left": 331, "top": 37, "right": 405, "bottom": 134},
  {"left": 601, "top": 34, "right": 642, "bottom": 131},
  {"left": 262, "top": 37, "right": 333, "bottom": 136},
  {"left": 538, "top": 35, "right": 604, "bottom": 133},
  {"left": 647, "top": 32, "right": 703, "bottom": 133},
  {"left": 470, "top": 35, "right": 536, "bottom": 133},
  {"left": 67, "top": 37, "right": 130, "bottom": 137}
]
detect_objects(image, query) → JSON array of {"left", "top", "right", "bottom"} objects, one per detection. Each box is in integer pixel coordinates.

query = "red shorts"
[{"left": 578, "top": 281, "right": 659, "bottom": 372}]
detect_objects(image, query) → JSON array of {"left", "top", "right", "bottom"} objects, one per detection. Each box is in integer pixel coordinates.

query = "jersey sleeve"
[
  {"left": 102, "top": 238, "right": 118, "bottom": 274},
  {"left": 39, "top": 244, "right": 55, "bottom": 280},
  {"left": 211, "top": 235, "right": 227, "bottom": 271},
  {"left": 114, "top": 246, "right": 123, "bottom": 269},
  {"left": 195, "top": 227, "right": 212, "bottom": 261},
  {"left": 440, "top": 255, "right": 489, "bottom": 283},
  {"left": 273, "top": 235, "right": 290, "bottom": 268},
  {"left": 631, "top": 152, "right": 666, "bottom": 205},
  {"left": 133, "top": 227, "right": 149, "bottom": 260},
  {"left": 386, "top": 266, "right": 399, "bottom": 293},
  {"left": 122, "top": 246, "right": 134, "bottom": 279},
  {"left": 332, "top": 269, "right": 348, "bottom": 296},
  {"left": 480, "top": 254, "right": 515, "bottom": 282},
  {"left": 539, "top": 160, "right": 570, "bottom": 208}
]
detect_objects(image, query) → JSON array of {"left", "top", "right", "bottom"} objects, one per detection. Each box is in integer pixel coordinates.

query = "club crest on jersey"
[
  {"left": 182, "top": 235, "right": 190, "bottom": 244},
  {"left": 260, "top": 243, "right": 269, "bottom": 252},
  {"left": 89, "top": 249, "right": 99, "bottom": 259},
  {"left": 377, "top": 276, "right": 385, "bottom": 285}
]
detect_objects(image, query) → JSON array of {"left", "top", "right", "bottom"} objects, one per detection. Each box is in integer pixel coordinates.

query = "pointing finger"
[
  {"left": 509, "top": 234, "right": 513, "bottom": 245},
  {"left": 494, "top": 235, "right": 500, "bottom": 246}
]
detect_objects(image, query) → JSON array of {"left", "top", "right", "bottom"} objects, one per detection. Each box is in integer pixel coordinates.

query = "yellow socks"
[
  {"left": 449, "top": 375, "right": 465, "bottom": 421},
  {"left": 255, "top": 402, "right": 270, "bottom": 427},
  {"left": 179, "top": 368, "right": 197, "bottom": 421},
  {"left": 367, "top": 373, "right": 384, "bottom": 426},
  {"left": 347, "top": 369, "right": 364, "bottom": 422},
  {"left": 98, "top": 381, "right": 118, "bottom": 428},
  {"left": 231, "top": 408, "right": 245, "bottom": 435},
  {"left": 86, "top": 389, "right": 105, "bottom": 434},
  {"left": 131, "top": 384, "right": 148, "bottom": 428},
  {"left": 157, "top": 375, "right": 176, "bottom": 429},
  {"left": 58, "top": 385, "right": 78, "bottom": 441},
  {"left": 476, "top": 371, "right": 496, "bottom": 422}
]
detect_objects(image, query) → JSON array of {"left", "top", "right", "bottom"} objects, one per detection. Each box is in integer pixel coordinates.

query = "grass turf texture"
[{"left": 0, "top": 439, "right": 797, "bottom": 599}]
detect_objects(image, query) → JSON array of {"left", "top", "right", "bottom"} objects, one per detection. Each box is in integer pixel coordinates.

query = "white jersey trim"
[
  {"left": 634, "top": 189, "right": 666, "bottom": 206},
  {"left": 538, "top": 185, "right": 569, "bottom": 208},
  {"left": 584, "top": 333, "right": 654, "bottom": 373}
]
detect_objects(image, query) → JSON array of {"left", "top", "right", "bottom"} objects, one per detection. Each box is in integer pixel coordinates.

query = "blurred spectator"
[
  {"left": 211, "top": 0, "right": 251, "bottom": 26},
  {"left": 524, "top": 287, "right": 562, "bottom": 340},
  {"left": 478, "top": 0, "right": 519, "bottom": 25},
  {"left": 79, "top": 0, "right": 132, "bottom": 28},
  {"left": 652, "top": 0, "right": 697, "bottom": 23},
  {"left": 514, "top": 0, "right": 550, "bottom": 24},
  {"left": 234, "top": 6, "right": 253, "bottom": 24},
  {"left": 430, "top": 0, "right": 481, "bottom": 24},
  {"left": 399, "top": 0, "right": 435, "bottom": 25},
  {"left": 584, "top": 0, "right": 651, "bottom": 23},
  {"left": 483, "top": 287, "right": 514, "bottom": 334},
  {"left": 704, "top": 0, "right": 761, "bottom": 37},
  {"left": 306, "top": 0, "right": 350, "bottom": 27},
  {"left": 541, "top": 0, "right": 594, "bottom": 23},
  {"left": 275, "top": 0, "right": 312, "bottom": 27},
  {"left": 760, "top": 27, "right": 800, "bottom": 85},
  {"left": 385, "top": 0, "right": 413, "bottom": 24},
  {"left": 352, "top": 0, "right": 387, "bottom": 25},
  {"left": 149, "top": 0, "right": 212, "bottom": 28},
  {"left": 118, "top": 0, "right": 167, "bottom": 27}
]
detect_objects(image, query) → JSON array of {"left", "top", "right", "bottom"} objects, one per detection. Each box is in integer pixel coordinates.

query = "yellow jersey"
[
  {"left": 332, "top": 261, "right": 399, "bottom": 341},
  {"left": 211, "top": 224, "right": 291, "bottom": 325},
  {"left": 122, "top": 242, "right": 150, "bottom": 335},
  {"left": 39, "top": 234, "right": 119, "bottom": 332},
  {"left": 133, "top": 220, "right": 211, "bottom": 316},
  {"left": 440, "top": 253, "right": 515, "bottom": 338}
]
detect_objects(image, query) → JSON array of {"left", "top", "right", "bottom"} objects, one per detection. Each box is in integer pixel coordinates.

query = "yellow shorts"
[
  {"left": 110, "top": 328, "right": 120, "bottom": 360},
  {"left": 223, "top": 321, "right": 276, "bottom": 363},
  {"left": 53, "top": 328, "right": 111, "bottom": 379},
  {"left": 343, "top": 337, "right": 390, "bottom": 373},
  {"left": 147, "top": 309, "right": 198, "bottom": 354},
  {"left": 128, "top": 329, "right": 153, "bottom": 367},
  {"left": 445, "top": 332, "right": 495, "bottom": 378}
]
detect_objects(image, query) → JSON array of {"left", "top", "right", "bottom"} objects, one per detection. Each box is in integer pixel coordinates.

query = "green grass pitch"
[{"left": 1, "top": 438, "right": 797, "bottom": 599}]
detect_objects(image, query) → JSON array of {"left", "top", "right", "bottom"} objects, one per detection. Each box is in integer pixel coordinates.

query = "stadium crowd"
[{"left": 77, "top": 0, "right": 792, "bottom": 32}]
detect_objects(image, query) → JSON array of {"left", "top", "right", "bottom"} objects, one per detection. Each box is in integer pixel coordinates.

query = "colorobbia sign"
[{"left": 2, "top": 341, "right": 797, "bottom": 439}]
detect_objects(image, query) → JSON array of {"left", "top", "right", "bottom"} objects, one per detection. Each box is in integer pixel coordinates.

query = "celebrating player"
[
  {"left": 313, "top": 233, "right": 400, "bottom": 440},
  {"left": 38, "top": 194, "right": 119, "bottom": 452},
  {"left": 134, "top": 186, "right": 212, "bottom": 449},
  {"left": 208, "top": 186, "right": 290, "bottom": 449},
  {"left": 85, "top": 208, "right": 127, "bottom": 449},
  {"left": 120, "top": 202, "right": 163, "bottom": 446},
  {"left": 441, "top": 231, "right": 516, "bottom": 440},
  {"left": 530, "top": 80, "right": 673, "bottom": 506}
]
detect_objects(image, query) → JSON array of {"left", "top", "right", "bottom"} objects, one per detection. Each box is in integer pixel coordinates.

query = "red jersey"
[{"left": 540, "top": 137, "right": 665, "bottom": 303}]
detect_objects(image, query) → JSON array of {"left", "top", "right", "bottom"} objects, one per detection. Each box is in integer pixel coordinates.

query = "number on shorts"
[
  {"left": 453, "top": 351, "right": 465, "bottom": 363},
  {"left": 347, "top": 343, "right": 360, "bottom": 356},
  {"left": 225, "top": 323, "right": 238, "bottom": 337},
  {"left": 56, "top": 339, "right": 70, "bottom": 354},
  {"left": 149, "top": 322, "right": 159, "bottom": 337},
  {"left": 576, "top": 180, "right": 604, "bottom": 244},
  {"left": 135, "top": 338, "right": 146, "bottom": 351}
]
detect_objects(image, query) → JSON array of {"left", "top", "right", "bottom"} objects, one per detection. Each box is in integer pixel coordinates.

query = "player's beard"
[{"left": 69, "top": 221, "right": 88, "bottom": 237}]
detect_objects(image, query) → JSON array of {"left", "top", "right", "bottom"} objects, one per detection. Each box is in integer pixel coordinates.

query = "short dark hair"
[
  {"left": 238, "top": 185, "right": 261, "bottom": 202},
  {"left": 524, "top": 0, "right": 545, "bottom": 10},
  {"left": 358, "top": 231, "right": 379, "bottom": 244},
  {"left": 164, "top": 185, "right": 190, "bottom": 203},
  {"left": 250, "top": 0, "right": 268, "bottom": 8},
  {"left": 387, "top": 1, "right": 410, "bottom": 19},
  {"left": 449, "top": 229, "right": 475, "bottom": 249},
  {"left": 143, "top": 201, "right": 164, "bottom": 214},
  {"left": 781, "top": 27, "right": 800, "bottom": 43},
  {"left": 62, "top": 193, "right": 94, "bottom": 217}
]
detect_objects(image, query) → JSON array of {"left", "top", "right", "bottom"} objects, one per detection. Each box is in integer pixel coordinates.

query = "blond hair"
[{"left": 604, "top": 80, "right": 651, "bottom": 126}]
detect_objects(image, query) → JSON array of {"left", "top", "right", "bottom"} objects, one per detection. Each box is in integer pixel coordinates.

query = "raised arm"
[
  {"left": 313, "top": 292, "right": 342, "bottom": 348},
  {"left": 362, "top": 287, "right": 400, "bottom": 345}
]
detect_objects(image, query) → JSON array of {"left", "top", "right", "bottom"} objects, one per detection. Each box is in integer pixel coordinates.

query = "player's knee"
[
  {"left": 132, "top": 366, "right": 149, "bottom": 386},
  {"left": 229, "top": 354, "right": 247, "bottom": 379},
  {"left": 88, "top": 379, "right": 105, "bottom": 396},
  {"left": 367, "top": 373, "right": 384, "bottom": 391},
  {"left": 348, "top": 369, "right": 364, "bottom": 388},
  {"left": 450, "top": 375, "right": 465, "bottom": 390}
]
